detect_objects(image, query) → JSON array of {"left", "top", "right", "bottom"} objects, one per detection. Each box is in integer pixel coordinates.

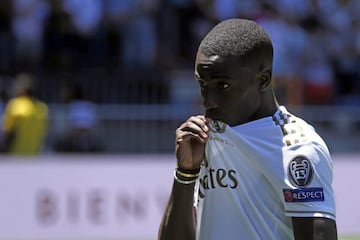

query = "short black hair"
[{"left": 198, "top": 19, "right": 273, "bottom": 69}]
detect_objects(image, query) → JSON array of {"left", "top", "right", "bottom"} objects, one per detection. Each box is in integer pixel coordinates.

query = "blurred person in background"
[
  {"left": 301, "top": 16, "right": 335, "bottom": 105},
  {"left": 104, "top": 0, "right": 159, "bottom": 69},
  {"left": 42, "top": 0, "right": 74, "bottom": 69},
  {"left": 12, "top": 0, "right": 50, "bottom": 71},
  {"left": 53, "top": 84, "right": 102, "bottom": 153},
  {"left": 320, "top": 0, "right": 360, "bottom": 105},
  {"left": 1, "top": 73, "right": 49, "bottom": 155},
  {"left": 62, "top": 0, "right": 104, "bottom": 68},
  {"left": 258, "top": 3, "right": 308, "bottom": 106}
]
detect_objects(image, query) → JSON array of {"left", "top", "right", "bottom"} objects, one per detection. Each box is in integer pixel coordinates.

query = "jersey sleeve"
[{"left": 280, "top": 143, "right": 336, "bottom": 220}]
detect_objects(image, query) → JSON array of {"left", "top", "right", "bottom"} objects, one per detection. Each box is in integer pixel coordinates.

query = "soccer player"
[{"left": 158, "top": 19, "right": 337, "bottom": 239}]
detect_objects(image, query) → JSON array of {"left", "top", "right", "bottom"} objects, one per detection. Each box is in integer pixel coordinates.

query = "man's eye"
[{"left": 218, "top": 82, "right": 229, "bottom": 89}]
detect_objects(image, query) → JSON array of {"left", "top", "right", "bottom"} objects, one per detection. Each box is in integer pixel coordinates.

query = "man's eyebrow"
[{"left": 194, "top": 71, "right": 231, "bottom": 81}]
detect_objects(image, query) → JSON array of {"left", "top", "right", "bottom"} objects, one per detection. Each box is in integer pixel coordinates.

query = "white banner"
[
  {"left": 332, "top": 154, "right": 360, "bottom": 236},
  {"left": 0, "top": 155, "right": 174, "bottom": 240},
  {"left": 0, "top": 154, "right": 358, "bottom": 239}
]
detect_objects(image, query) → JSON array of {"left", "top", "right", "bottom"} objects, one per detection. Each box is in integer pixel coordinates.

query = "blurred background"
[
  {"left": 0, "top": 0, "right": 359, "bottom": 239},
  {"left": 0, "top": 0, "right": 359, "bottom": 154}
]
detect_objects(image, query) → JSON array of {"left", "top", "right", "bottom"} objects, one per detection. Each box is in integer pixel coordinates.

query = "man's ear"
[{"left": 258, "top": 68, "right": 272, "bottom": 92}]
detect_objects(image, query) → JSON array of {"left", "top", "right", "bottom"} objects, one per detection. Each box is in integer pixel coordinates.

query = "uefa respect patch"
[{"left": 283, "top": 188, "right": 324, "bottom": 202}]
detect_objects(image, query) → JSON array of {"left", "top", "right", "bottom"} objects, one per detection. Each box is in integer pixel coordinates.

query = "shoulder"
[{"left": 4, "top": 97, "right": 26, "bottom": 115}]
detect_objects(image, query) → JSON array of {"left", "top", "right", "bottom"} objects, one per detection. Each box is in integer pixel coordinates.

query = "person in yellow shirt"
[{"left": 1, "top": 73, "right": 49, "bottom": 155}]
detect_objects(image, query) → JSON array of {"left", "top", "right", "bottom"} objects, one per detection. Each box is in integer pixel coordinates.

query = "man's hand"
[
  {"left": 158, "top": 116, "right": 209, "bottom": 240},
  {"left": 175, "top": 115, "right": 209, "bottom": 170}
]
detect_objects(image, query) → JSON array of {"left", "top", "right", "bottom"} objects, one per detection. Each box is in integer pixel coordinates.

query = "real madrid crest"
[
  {"left": 209, "top": 120, "right": 226, "bottom": 133},
  {"left": 288, "top": 156, "right": 313, "bottom": 187}
]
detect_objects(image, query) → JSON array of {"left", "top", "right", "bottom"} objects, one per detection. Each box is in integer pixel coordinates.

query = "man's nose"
[{"left": 203, "top": 92, "right": 218, "bottom": 110}]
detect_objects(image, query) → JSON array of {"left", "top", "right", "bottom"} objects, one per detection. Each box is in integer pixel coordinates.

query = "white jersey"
[{"left": 194, "top": 106, "right": 336, "bottom": 240}]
